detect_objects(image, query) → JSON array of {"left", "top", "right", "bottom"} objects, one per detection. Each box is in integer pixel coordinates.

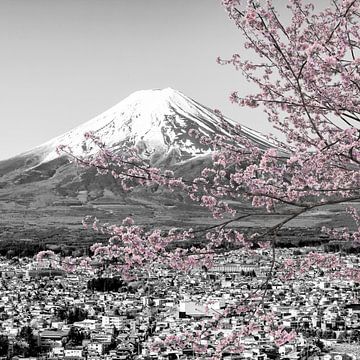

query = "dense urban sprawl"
[{"left": 0, "top": 248, "right": 360, "bottom": 360}]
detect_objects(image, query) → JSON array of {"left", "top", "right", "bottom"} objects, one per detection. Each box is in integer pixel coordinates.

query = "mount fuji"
[{"left": 0, "top": 88, "right": 273, "bottom": 206}]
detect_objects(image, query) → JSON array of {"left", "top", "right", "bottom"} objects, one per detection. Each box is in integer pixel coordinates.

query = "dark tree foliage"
[
  {"left": 56, "top": 306, "right": 88, "bottom": 324},
  {"left": 0, "top": 240, "right": 47, "bottom": 258},
  {"left": 14, "top": 326, "right": 40, "bottom": 357},
  {"left": 0, "top": 335, "right": 8, "bottom": 356},
  {"left": 87, "top": 277, "right": 124, "bottom": 292},
  {"left": 67, "top": 326, "right": 85, "bottom": 345}
]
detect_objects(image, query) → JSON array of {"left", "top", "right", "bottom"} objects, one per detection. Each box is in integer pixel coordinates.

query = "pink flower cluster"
[{"left": 47, "top": 0, "right": 360, "bottom": 356}]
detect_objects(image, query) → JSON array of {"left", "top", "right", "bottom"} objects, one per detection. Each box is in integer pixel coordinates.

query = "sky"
[{"left": 0, "top": 0, "right": 267, "bottom": 160}]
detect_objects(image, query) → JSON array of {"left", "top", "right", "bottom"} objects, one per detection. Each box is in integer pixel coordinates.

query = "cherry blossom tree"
[{"left": 55, "top": 0, "right": 360, "bottom": 357}]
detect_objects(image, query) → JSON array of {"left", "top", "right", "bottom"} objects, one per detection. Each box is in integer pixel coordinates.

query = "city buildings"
[{"left": 0, "top": 249, "right": 359, "bottom": 359}]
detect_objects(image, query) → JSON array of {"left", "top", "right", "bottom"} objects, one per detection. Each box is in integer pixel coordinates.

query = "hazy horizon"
[{"left": 0, "top": 0, "right": 268, "bottom": 161}]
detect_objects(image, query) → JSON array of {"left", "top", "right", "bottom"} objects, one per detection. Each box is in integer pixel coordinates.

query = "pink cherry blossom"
[{"left": 47, "top": 1, "right": 360, "bottom": 357}]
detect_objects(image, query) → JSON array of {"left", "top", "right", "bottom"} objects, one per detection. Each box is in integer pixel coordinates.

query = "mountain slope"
[
  {"left": 17, "top": 88, "right": 272, "bottom": 166},
  {"left": 0, "top": 88, "right": 274, "bottom": 206}
]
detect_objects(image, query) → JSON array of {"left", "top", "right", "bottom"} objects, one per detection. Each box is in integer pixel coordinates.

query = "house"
[
  {"left": 102, "top": 315, "right": 122, "bottom": 329},
  {"left": 51, "top": 346, "right": 65, "bottom": 357},
  {"left": 40, "top": 329, "right": 69, "bottom": 347},
  {"left": 64, "top": 346, "right": 83, "bottom": 357},
  {"left": 87, "top": 342, "right": 104, "bottom": 355}
]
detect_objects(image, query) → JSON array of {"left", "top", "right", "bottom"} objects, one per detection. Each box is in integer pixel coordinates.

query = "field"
[{"left": 0, "top": 191, "right": 359, "bottom": 253}]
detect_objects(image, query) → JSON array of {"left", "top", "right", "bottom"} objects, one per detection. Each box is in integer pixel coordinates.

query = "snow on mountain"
[
  {"left": 0, "top": 88, "right": 278, "bottom": 207},
  {"left": 23, "top": 87, "right": 273, "bottom": 166}
]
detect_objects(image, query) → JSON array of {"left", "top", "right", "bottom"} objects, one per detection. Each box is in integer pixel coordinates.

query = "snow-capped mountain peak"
[
  {"left": 0, "top": 88, "right": 277, "bottom": 207},
  {"left": 23, "top": 88, "right": 273, "bottom": 166}
]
